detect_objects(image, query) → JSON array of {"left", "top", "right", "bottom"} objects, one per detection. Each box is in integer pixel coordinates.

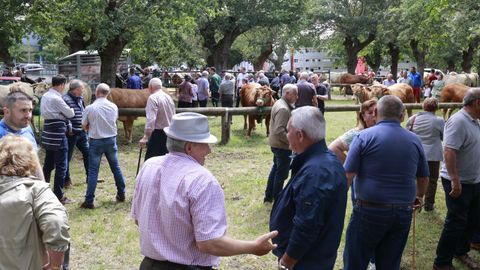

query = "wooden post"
[{"left": 221, "top": 109, "right": 229, "bottom": 145}]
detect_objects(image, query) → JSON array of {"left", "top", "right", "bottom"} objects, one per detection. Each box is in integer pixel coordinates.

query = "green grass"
[{"left": 38, "top": 96, "right": 479, "bottom": 269}]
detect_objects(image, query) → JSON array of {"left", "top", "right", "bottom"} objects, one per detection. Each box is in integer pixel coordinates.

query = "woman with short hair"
[
  {"left": 406, "top": 97, "right": 444, "bottom": 211},
  {"left": 0, "top": 135, "right": 70, "bottom": 270}
]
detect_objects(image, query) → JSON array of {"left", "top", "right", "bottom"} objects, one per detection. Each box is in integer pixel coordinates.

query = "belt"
[
  {"left": 356, "top": 199, "right": 412, "bottom": 209},
  {"left": 144, "top": 257, "right": 214, "bottom": 270}
]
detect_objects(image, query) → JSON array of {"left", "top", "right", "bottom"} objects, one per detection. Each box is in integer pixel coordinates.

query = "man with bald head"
[
  {"left": 80, "top": 83, "right": 126, "bottom": 209},
  {"left": 343, "top": 95, "right": 429, "bottom": 270},
  {"left": 139, "top": 78, "right": 175, "bottom": 160},
  {"left": 433, "top": 88, "right": 480, "bottom": 270}
]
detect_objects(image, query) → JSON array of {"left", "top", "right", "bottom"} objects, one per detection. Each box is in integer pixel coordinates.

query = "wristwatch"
[{"left": 278, "top": 260, "right": 290, "bottom": 270}]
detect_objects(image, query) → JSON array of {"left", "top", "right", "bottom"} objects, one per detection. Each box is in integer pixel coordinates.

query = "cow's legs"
[
  {"left": 265, "top": 115, "right": 271, "bottom": 137},
  {"left": 243, "top": 115, "right": 248, "bottom": 130},
  {"left": 247, "top": 115, "right": 255, "bottom": 137}
]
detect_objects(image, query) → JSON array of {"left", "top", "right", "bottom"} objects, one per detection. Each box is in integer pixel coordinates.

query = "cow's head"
[
  {"left": 352, "top": 84, "right": 370, "bottom": 103},
  {"left": 254, "top": 85, "right": 275, "bottom": 107},
  {"left": 369, "top": 84, "right": 390, "bottom": 99}
]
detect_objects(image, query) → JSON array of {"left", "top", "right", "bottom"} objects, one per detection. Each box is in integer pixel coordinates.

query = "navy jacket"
[{"left": 270, "top": 140, "right": 347, "bottom": 270}]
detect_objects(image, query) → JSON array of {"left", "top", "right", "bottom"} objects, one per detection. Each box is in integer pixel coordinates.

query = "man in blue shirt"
[
  {"left": 127, "top": 67, "right": 142, "bottom": 89},
  {"left": 0, "top": 91, "right": 37, "bottom": 148},
  {"left": 343, "top": 95, "right": 429, "bottom": 270},
  {"left": 270, "top": 106, "right": 347, "bottom": 270},
  {"left": 408, "top": 66, "right": 423, "bottom": 103}
]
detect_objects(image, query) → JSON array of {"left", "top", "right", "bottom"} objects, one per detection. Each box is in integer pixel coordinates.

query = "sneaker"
[
  {"left": 367, "top": 262, "right": 376, "bottom": 270},
  {"left": 116, "top": 194, "right": 125, "bottom": 202},
  {"left": 79, "top": 201, "right": 95, "bottom": 209},
  {"left": 60, "top": 197, "right": 74, "bottom": 205},
  {"left": 455, "top": 254, "right": 480, "bottom": 269}
]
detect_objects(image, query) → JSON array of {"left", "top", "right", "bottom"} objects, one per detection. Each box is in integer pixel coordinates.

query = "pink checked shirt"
[{"left": 131, "top": 152, "right": 227, "bottom": 267}]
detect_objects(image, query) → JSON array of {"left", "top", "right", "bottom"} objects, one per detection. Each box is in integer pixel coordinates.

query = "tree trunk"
[
  {"left": 253, "top": 42, "right": 273, "bottom": 71},
  {"left": 388, "top": 42, "right": 400, "bottom": 80},
  {"left": 446, "top": 59, "right": 456, "bottom": 72},
  {"left": 0, "top": 48, "right": 13, "bottom": 67},
  {"left": 99, "top": 35, "right": 126, "bottom": 87},
  {"left": 63, "top": 29, "right": 93, "bottom": 54},
  {"left": 461, "top": 38, "right": 480, "bottom": 73},
  {"left": 271, "top": 42, "right": 286, "bottom": 72},
  {"left": 200, "top": 22, "right": 241, "bottom": 72},
  {"left": 365, "top": 43, "right": 382, "bottom": 76},
  {"left": 343, "top": 33, "right": 376, "bottom": 74},
  {"left": 410, "top": 39, "right": 426, "bottom": 78}
]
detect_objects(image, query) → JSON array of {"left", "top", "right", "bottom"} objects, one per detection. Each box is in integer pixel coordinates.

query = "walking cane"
[
  {"left": 136, "top": 147, "right": 143, "bottom": 177},
  {"left": 412, "top": 208, "right": 417, "bottom": 270}
]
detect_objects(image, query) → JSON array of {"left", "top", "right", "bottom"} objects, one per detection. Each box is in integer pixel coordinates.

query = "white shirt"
[
  {"left": 82, "top": 97, "right": 118, "bottom": 139},
  {"left": 40, "top": 89, "right": 75, "bottom": 120}
]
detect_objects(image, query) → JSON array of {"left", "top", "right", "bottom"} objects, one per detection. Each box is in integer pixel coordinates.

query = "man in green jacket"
[{"left": 264, "top": 83, "right": 298, "bottom": 202}]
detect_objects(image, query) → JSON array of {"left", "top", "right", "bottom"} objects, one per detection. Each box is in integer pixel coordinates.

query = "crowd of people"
[{"left": 0, "top": 68, "right": 479, "bottom": 270}]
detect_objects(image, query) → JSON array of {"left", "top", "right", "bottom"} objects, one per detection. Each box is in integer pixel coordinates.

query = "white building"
[{"left": 281, "top": 48, "right": 344, "bottom": 72}]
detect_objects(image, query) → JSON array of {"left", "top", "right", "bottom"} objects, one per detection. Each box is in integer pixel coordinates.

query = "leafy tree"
[
  {"left": 0, "top": 0, "right": 30, "bottom": 66},
  {"left": 197, "top": 0, "right": 303, "bottom": 71},
  {"left": 29, "top": 0, "right": 189, "bottom": 86},
  {"left": 314, "top": 0, "right": 395, "bottom": 74}
]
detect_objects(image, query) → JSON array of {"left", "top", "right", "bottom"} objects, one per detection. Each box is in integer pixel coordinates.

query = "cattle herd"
[{"left": 0, "top": 70, "right": 478, "bottom": 141}]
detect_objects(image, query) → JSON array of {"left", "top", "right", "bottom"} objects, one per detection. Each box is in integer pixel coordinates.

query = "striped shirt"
[
  {"left": 63, "top": 92, "right": 85, "bottom": 133},
  {"left": 131, "top": 153, "right": 227, "bottom": 267},
  {"left": 145, "top": 90, "right": 175, "bottom": 132},
  {"left": 82, "top": 97, "right": 118, "bottom": 139}
]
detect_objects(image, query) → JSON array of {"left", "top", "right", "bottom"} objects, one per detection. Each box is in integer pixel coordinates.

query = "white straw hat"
[{"left": 164, "top": 112, "right": 217, "bottom": 143}]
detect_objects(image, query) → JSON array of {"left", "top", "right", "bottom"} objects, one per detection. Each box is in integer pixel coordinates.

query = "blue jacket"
[
  {"left": 127, "top": 75, "right": 142, "bottom": 89},
  {"left": 270, "top": 140, "right": 347, "bottom": 270}
]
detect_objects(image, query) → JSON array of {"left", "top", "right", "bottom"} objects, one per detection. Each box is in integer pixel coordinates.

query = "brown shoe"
[
  {"left": 79, "top": 201, "right": 95, "bottom": 209},
  {"left": 64, "top": 180, "right": 73, "bottom": 189},
  {"left": 433, "top": 264, "right": 456, "bottom": 270},
  {"left": 60, "top": 196, "right": 74, "bottom": 205},
  {"left": 472, "top": 242, "right": 480, "bottom": 251},
  {"left": 455, "top": 254, "right": 480, "bottom": 269}
]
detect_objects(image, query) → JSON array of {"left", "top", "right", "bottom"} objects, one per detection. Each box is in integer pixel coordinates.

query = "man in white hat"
[{"left": 131, "top": 112, "right": 278, "bottom": 270}]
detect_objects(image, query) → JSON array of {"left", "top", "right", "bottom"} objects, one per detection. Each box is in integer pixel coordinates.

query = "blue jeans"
[
  {"left": 265, "top": 147, "right": 291, "bottom": 201},
  {"left": 343, "top": 204, "right": 413, "bottom": 270},
  {"left": 434, "top": 178, "right": 480, "bottom": 266},
  {"left": 66, "top": 131, "right": 89, "bottom": 182},
  {"left": 85, "top": 137, "right": 126, "bottom": 204},
  {"left": 43, "top": 138, "right": 68, "bottom": 200}
]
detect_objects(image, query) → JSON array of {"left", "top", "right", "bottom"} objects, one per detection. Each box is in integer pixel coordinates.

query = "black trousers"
[
  {"left": 145, "top": 129, "right": 168, "bottom": 161},
  {"left": 139, "top": 257, "right": 213, "bottom": 270}
]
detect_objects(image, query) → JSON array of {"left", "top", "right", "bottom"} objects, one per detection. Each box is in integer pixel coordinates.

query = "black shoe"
[
  {"left": 424, "top": 204, "right": 434, "bottom": 212},
  {"left": 79, "top": 201, "right": 95, "bottom": 209},
  {"left": 116, "top": 194, "right": 125, "bottom": 202},
  {"left": 263, "top": 197, "right": 273, "bottom": 203}
]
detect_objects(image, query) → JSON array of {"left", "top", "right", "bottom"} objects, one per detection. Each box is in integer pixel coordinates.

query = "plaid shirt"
[{"left": 131, "top": 153, "right": 227, "bottom": 267}]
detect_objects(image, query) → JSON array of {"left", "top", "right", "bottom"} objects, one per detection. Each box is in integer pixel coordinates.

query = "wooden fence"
[
  {"left": 118, "top": 103, "right": 463, "bottom": 145},
  {"left": 0, "top": 103, "right": 463, "bottom": 145}
]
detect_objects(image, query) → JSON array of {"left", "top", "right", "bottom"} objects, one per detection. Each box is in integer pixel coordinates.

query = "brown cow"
[
  {"left": 240, "top": 83, "right": 276, "bottom": 137},
  {"left": 340, "top": 73, "right": 373, "bottom": 84},
  {"left": 108, "top": 88, "right": 151, "bottom": 143},
  {"left": 440, "top": 83, "right": 469, "bottom": 119},
  {"left": 352, "top": 83, "right": 414, "bottom": 117}
]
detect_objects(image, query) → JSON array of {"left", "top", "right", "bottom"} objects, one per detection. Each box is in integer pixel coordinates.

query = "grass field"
[{"left": 39, "top": 96, "right": 480, "bottom": 270}]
